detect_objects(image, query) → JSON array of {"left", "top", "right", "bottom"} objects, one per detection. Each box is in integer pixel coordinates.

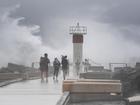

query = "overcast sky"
[{"left": 0, "top": 0, "right": 140, "bottom": 68}]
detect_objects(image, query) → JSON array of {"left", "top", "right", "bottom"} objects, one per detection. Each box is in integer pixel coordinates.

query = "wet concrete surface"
[
  {"left": 1, "top": 69, "right": 140, "bottom": 105},
  {"left": 0, "top": 77, "right": 63, "bottom": 105},
  {"left": 69, "top": 101, "right": 126, "bottom": 105}
]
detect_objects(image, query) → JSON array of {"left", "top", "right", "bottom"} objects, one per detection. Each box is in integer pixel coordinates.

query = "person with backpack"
[
  {"left": 39, "top": 53, "right": 50, "bottom": 82},
  {"left": 53, "top": 57, "right": 60, "bottom": 81},
  {"left": 61, "top": 55, "right": 69, "bottom": 80}
]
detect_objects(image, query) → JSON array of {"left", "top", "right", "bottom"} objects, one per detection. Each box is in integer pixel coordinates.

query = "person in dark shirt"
[
  {"left": 53, "top": 57, "right": 60, "bottom": 81},
  {"left": 61, "top": 56, "right": 69, "bottom": 80},
  {"left": 39, "top": 53, "right": 50, "bottom": 82}
]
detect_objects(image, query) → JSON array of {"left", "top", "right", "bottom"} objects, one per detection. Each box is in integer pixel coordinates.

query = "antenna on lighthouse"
[{"left": 69, "top": 22, "right": 87, "bottom": 35}]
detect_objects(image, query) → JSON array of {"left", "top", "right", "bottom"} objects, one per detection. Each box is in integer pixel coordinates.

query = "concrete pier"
[
  {"left": 0, "top": 77, "right": 63, "bottom": 105},
  {"left": 63, "top": 79, "right": 122, "bottom": 93}
]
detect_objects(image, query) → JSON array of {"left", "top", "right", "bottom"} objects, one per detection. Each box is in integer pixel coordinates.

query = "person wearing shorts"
[{"left": 39, "top": 53, "right": 50, "bottom": 82}]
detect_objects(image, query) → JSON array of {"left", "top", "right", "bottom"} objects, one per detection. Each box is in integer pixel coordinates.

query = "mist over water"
[
  {"left": 1, "top": 3, "right": 140, "bottom": 68},
  {"left": 0, "top": 6, "right": 44, "bottom": 67},
  {"left": 0, "top": 6, "right": 72, "bottom": 67}
]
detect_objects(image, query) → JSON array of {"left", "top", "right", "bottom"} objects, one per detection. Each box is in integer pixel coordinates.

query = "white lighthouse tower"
[{"left": 70, "top": 23, "right": 87, "bottom": 76}]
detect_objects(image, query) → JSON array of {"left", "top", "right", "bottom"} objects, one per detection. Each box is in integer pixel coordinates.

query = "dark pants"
[
  {"left": 53, "top": 68, "right": 59, "bottom": 79},
  {"left": 40, "top": 67, "right": 48, "bottom": 80},
  {"left": 62, "top": 69, "right": 68, "bottom": 80}
]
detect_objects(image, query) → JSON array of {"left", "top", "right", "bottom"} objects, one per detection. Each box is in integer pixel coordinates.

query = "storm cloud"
[{"left": 1, "top": 0, "right": 140, "bottom": 67}]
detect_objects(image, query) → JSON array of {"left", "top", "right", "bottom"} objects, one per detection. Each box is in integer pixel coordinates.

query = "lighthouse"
[{"left": 70, "top": 23, "right": 87, "bottom": 75}]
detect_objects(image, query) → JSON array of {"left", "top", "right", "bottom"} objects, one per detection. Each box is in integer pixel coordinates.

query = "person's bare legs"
[
  {"left": 63, "top": 70, "right": 67, "bottom": 80},
  {"left": 41, "top": 71, "right": 44, "bottom": 80},
  {"left": 41, "top": 71, "right": 44, "bottom": 82},
  {"left": 56, "top": 70, "right": 59, "bottom": 80},
  {"left": 63, "top": 70, "right": 65, "bottom": 80},
  {"left": 45, "top": 70, "right": 48, "bottom": 82},
  {"left": 53, "top": 69, "right": 56, "bottom": 80}
]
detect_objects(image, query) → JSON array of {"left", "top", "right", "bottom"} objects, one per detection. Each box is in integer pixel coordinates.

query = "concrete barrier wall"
[
  {"left": 129, "top": 101, "right": 140, "bottom": 105},
  {"left": 27, "top": 72, "right": 40, "bottom": 78},
  {"left": 20, "top": 71, "right": 41, "bottom": 80},
  {"left": 0, "top": 72, "right": 40, "bottom": 82},
  {"left": 56, "top": 92, "right": 128, "bottom": 105},
  {"left": 80, "top": 72, "right": 112, "bottom": 79},
  {"left": 58, "top": 80, "right": 129, "bottom": 105},
  {"left": 0, "top": 73, "right": 23, "bottom": 81},
  {"left": 64, "top": 79, "right": 120, "bottom": 83},
  {"left": 63, "top": 82, "right": 122, "bottom": 93},
  {"left": 70, "top": 93, "right": 126, "bottom": 103},
  {"left": 0, "top": 72, "right": 41, "bottom": 87}
]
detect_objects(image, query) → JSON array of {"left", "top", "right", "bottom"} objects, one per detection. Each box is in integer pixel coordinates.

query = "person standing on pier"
[
  {"left": 53, "top": 57, "right": 60, "bottom": 81},
  {"left": 84, "top": 59, "right": 89, "bottom": 72},
  {"left": 39, "top": 53, "right": 50, "bottom": 82},
  {"left": 61, "top": 56, "right": 69, "bottom": 80}
]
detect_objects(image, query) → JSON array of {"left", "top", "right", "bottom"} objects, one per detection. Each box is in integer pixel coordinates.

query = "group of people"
[
  {"left": 75, "top": 59, "right": 90, "bottom": 75},
  {"left": 39, "top": 53, "right": 69, "bottom": 82}
]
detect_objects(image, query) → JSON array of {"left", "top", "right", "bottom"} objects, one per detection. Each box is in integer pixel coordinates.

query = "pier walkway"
[
  {"left": 0, "top": 77, "right": 63, "bottom": 105},
  {"left": 1, "top": 71, "right": 140, "bottom": 105}
]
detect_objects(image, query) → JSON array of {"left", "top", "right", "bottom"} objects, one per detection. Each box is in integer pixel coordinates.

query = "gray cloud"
[
  {"left": 1, "top": 0, "right": 140, "bottom": 67},
  {"left": 94, "top": 0, "right": 140, "bottom": 44},
  {"left": 2, "top": 0, "right": 139, "bottom": 46},
  {"left": 98, "top": 0, "right": 140, "bottom": 26},
  {"left": 1, "top": 0, "right": 113, "bottom": 47}
]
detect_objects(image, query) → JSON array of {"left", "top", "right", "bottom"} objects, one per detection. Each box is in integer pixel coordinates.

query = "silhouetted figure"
[
  {"left": 84, "top": 59, "right": 89, "bottom": 72},
  {"left": 53, "top": 58, "right": 60, "bottom": 81},
  {"left": 61, "top": 56, "right": 69, "bottom": 80},
  {"left": 39, "top": 53, "right": 50, "bottom": 82}
]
